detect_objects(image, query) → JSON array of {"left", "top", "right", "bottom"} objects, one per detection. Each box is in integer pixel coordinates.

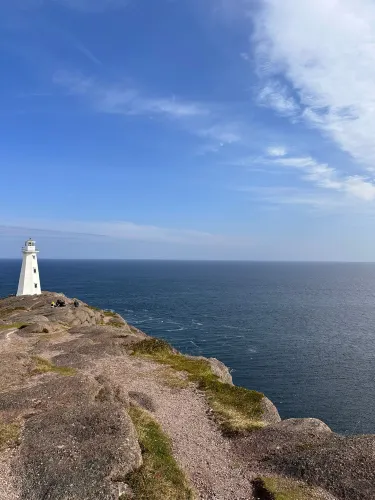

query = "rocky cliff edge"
[{"left": 0, "top": 292, "right": 373, "bottom": 500}]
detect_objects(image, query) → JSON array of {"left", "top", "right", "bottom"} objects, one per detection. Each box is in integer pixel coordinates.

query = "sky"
[{"left": 2, "top": 0, "right": 375, "bottom": 260}]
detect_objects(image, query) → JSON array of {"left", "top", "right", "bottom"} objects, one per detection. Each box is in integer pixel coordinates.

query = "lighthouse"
[{"left": 17, "top": 239, "right": 41, "bottom": 296}]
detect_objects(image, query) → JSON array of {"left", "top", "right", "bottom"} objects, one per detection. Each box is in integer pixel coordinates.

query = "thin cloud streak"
[{"left": 0, "top": 219, "right": 252, "bottom": 247}]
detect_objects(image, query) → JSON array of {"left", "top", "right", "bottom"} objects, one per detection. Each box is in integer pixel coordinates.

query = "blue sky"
[{"left": 2, "top": 0, "right": 375, "bottom": 260}]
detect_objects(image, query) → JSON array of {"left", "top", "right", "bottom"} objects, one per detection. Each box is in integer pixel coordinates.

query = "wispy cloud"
[
  {"left": 269, "top": 155, "right": 375, "bottom": 202},
  {"left": 267, "top": 146, "right": 287, "bottom": 157},
  {"left": 54, "top": 71, "right": 247, "bottom": 152},
  {"left": 254, "top": 0, "right": 375, "bottom": 170},
  {"left": 54, "top": 71, "right": 208, "bottom": 119},
  {"left": 237, "top": 185, "right": 345, "bottom": 210},
  {"left": 257, "top": 80, "right": 300, "bottom": 118},
  {"left": 1, "top": 218, "right": 251, "bottom": 247}
]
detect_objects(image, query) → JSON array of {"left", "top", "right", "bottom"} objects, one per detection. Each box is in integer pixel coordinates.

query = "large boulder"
[
  {"left": 234, "top": 418, "right": 375, "bottom": 500},
  {"left": 0, "top": 375, "right": 142, "bottom": 500}
]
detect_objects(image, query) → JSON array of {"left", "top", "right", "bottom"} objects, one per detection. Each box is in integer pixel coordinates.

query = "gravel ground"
[
  {"left": 0, "top": 450, "right": 20, "bottom": 500},
  {"left": 92, "top": 355, "right": 255, "bottom": 500}
]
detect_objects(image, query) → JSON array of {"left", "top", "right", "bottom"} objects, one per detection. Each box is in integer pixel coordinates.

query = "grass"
[
  {"left": 254, "top": 477, "right": 322, "bottom": 500},
  {"left": 31, "top": 356, "right": 76, "bottom": 377},
  {"left": 109, "top": 320, "right": 125, "bottom": 328},
  {"left": 103, "top": 310, "right": 117, "bottom": 317},
  {"left": 0, "top": 422, "right": 21, "bottom": 451},
  {"left": 126, "top": 405, "right": 195, "bottom": 500},
  {"left": 156, "top": 367, "right": 190, "bottom": 389},
  {"left": 131, "top": 338, "right": 265, "bottom": 433},
  {"left": 0, "top": 322, "right": 28, "bottom": 331}
]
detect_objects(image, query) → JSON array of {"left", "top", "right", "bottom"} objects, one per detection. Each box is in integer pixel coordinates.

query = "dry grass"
[
  {"left": 0, "top": 323, "right": 28, "bottom": 331},
  {"left": 103, "top": 310, "right": 117, "bottom": 317},
  {"left": 0, "top": 422, "right": 21, "bottom": 451},
  {"left": 131, "top": 338, "right": 264, "bottom": 433},
  {"left": 254, "top": 477, "right": 325, "bottom": 500},
  {"left": 126, "top": 405, "right": 195, "bottom": 500},
  {"left": 31, "top": 356, "right": 76, "bottom": 376},
  {"left": 156, "top": 367, "right": 190, "bottom": 389}
]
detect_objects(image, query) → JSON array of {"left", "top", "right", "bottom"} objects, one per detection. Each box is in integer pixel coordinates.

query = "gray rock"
[
  {"left": 10, "top": 375, "right": 143, "bottom": 500},
  {"left": 260, "top": 397, "right": 282, "bottom": 425},
  {"left": 208, "top": 358, "right": 233, "bottom": 385}
]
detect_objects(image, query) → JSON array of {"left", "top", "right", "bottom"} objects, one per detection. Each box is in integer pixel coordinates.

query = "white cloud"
[
  {"left": 54, "top": 72, "right": 208, "bottom": 119},
  {"left": 254, "top": 0, "right": 375, "bottom": 170},
  {"left": 197, "top": 124, "right": 241, "bottom": 145},
  {"left": 267, "top": 146, "right": 287, "bottom": 157},
  {"left": 272, "top": 155, "right": 375, "bottom": 201},
  {"left": 257, "top": 80, "right": 300, "bottom": 117}
]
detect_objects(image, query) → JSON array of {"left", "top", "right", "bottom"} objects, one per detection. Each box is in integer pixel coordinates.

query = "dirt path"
[{"left": 91, "top": 355, "right": 254, "bottom": 500}]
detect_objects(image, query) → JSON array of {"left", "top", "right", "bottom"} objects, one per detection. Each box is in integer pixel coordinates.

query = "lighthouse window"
[
  {"left": 34, "top": 284, "right": 38, "bottom": 289},
  {"left": 32, "top": 256, "right": 35, "bottom": 260},
  {"left": 33, "top": 268, "right": 36, "bottom": 273}
]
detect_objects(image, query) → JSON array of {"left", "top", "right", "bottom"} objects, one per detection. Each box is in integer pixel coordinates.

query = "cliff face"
[{"left": 0, "top": 292, "right": 373, "bottom": 500}]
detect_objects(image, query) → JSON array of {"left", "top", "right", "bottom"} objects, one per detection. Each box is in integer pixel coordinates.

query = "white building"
[{"left": 17, "top": 239, "right": 41, "bottom": 296}]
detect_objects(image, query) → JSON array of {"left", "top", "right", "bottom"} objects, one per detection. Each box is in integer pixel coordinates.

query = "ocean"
[{"left": 1, "top": 259, "right": 375, "bottom": 435}]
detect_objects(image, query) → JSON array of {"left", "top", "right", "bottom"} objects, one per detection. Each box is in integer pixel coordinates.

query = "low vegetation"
[
  {"left": 156, "top": 367, "right": 189, "bottom": 389},
  {"left": 31, "top": 356, "right": 76, "bottom": 376},
  {"left": 131, "top": 338, "right": 265, "bottom": 433},
  {"left": 0, "top": 322, "right": 28, "bottom": 331},
  {"left": 108, "top": 320, "right": 125, "bottom": 328},
  {"left": 103, "top": 310, "right": 117, "bottom": 318},
  {"left": 253, "top": 477, "right": 323, "bottom": 500},
  {"left": 126, "top": 405, "right": 194, "bottom": 500},
  {"left": 0, "top": 421, "right": 21, "bottom": 451}
]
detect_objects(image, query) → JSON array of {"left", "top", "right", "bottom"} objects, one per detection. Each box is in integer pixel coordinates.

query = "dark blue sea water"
[{"left": 1, "top": 259, "right": 375, "bottom": 435}]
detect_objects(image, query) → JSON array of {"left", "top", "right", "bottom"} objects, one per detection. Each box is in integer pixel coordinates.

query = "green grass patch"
[
  {"left": 131, "top": 338, "right": 264, "bottom": 433},
  {"left": 254, "top": 477, "right": 322, "bottom": 500},
  {"left": 103, "top": 310, "right": 117, "bottom": 317},
  {"left": 0, "top": 323, "right": 28, "bottom": 331},
  {"left": 31, "top": 356, "right": 76, "bottom": 376},
  {"left": 127, "top": 405, "right": 194, "bottom": 500},
  {"left": 156, "top": 367, "right": 190, "bottom": 389},
  {"left": 0, "top": 422, "right": 21, "bottom": 451},
  {"left": 109, "top": 320, "right": 125, "bottom": 328}
]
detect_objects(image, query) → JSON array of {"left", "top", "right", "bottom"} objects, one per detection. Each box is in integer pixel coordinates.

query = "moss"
[
  {"left": 131, "top": 339, "right": 264, "bottom": 433},
  {"left": 254, "top": 477, "right": 322, "bottom": 500},
  {"left": 127, "top": 405, "right": 195, "bottom": 500},
  {"left": 103, "top": 310, "right": 117, "bottom": 317},
  {"left": 0, "top": 422, "right": 21, "bottom": 451},
  {"left": 31, "top": 356, "right": 76, "bottom": 376},
  {"left": 0, "top": 323, "right": 28, "bottom": 331}
]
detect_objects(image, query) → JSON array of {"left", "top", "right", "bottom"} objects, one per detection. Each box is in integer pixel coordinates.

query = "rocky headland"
[{"left": 0, "top": 292, "right": 373, "bottom": 500}]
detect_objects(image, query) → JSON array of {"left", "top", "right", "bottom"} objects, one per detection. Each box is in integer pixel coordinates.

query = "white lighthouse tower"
[{"left": 17, "top": 239, "right": 41, "bottom": 296}]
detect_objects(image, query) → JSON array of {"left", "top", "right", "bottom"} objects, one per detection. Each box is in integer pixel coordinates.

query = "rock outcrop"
[{"left": 0, "top": 292, "right": 373, "bottom": 500}]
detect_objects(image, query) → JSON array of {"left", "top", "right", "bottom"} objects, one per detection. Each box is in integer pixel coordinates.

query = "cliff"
[{"left": 0, "top": 292, "right": 373, "bottom": 500}]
